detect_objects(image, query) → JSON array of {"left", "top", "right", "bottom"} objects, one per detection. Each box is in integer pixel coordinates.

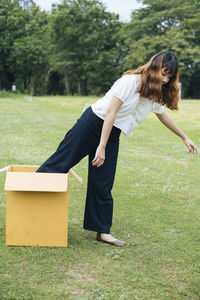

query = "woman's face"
[{"left": 162, "top": 68, "right": 172, "bottom": 85}]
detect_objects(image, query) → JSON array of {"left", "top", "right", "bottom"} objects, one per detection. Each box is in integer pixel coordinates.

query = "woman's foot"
[{"left": 96, "top": 233, "right": 126, "bottom": 246}]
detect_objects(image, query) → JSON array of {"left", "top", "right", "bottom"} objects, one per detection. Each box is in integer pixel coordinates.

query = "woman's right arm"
[{"left": 92, "top": 96, "right": 123, "bottom": 167}]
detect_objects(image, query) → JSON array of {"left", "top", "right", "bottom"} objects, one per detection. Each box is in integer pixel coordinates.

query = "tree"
[
  {"left": 0, "top": 0, "right": 50, "bottom": 94},
  {"left": 2, "top": 0, "right": 199, "bottom": 97},
  {"left": 123, "top": 0, "right": 200, "bottom": 98},
  {"left": 49, "top": 0, "right": 123, "bottom": 95},
  {"left": 9, "top": 3, "right": 50, "bottom": 95},
  {"left": 0, "top": 0, "right": 25, "bottom": 90}
]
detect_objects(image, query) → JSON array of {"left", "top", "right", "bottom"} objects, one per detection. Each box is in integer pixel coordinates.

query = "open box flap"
[
  {"left": 5, "top": 171, "right": 69, "bottom": 192},
  {"left": 0, "top": 165, "right": 11, "bottom": 173},
  {"left": 1, "top": 165, "right": 82, "bottom": 192}
]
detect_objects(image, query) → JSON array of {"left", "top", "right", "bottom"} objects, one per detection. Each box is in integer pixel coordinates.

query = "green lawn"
[{"left": 0, "top": 95, "right": 199, "bottom": 299}]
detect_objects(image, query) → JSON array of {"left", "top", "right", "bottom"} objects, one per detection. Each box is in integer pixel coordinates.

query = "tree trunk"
[
  {"left": 65, "top": 71, "right": 70, "bottom": 94},
  {"left": 77, "top": 79, "right": 82, "bottom": 95},
  {"left": 82, "top": 78, "right": 88, "bottom": 95}
]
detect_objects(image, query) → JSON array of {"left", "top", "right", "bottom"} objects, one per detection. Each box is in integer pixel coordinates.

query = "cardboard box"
[{"left": 0, "top": 165, "right": 82, "bottom": 247}]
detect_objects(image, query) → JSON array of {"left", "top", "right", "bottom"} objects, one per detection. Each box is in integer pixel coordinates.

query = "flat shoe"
[{"left": 96, "top": 233, "right": 126, "bottom": 246}]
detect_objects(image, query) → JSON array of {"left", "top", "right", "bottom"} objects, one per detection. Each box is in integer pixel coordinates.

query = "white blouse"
[{"left": 92, "top": 74, "right": 164, "bottom": 135}]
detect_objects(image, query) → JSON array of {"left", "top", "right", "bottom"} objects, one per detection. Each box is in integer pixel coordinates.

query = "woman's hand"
[
  {"left": 92, "top": 144, "right": 105, "bottom": 167},
  {"left": 183, "top": 138, "right": 199, "bottom": 154}
]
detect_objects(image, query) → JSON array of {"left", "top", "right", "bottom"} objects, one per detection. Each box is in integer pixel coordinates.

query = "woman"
[{"left": 37, "top": 52, "right": 198, "bottom": 246}]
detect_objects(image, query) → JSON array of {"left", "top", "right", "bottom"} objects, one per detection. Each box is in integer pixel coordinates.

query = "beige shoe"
[{"left": 96, "top": 233, "right": 127, "bottom": 246}]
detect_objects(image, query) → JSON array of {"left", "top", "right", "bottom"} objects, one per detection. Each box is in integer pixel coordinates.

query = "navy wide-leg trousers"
[{"left": 37, "top": 107, "right": 121, "bottom": 233}]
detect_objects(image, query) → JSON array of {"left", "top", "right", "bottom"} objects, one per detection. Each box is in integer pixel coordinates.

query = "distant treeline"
[{"left": 0, "top": 0, "right": 200, "bottom": 98}]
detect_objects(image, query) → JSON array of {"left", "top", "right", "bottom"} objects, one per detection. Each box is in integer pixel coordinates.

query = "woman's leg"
[
  {"left": 36, "top": 108, "right": 100, "bottom": 173},
  {"left": 83, "top": 140, "right": 119, "bottom": 234},
  {"left": 37, "top": 107, "right": 125, "bottom": 244}
]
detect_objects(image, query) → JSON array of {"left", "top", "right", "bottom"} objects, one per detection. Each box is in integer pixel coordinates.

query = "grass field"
[{"left": 0, "top": 94, "right": 199, "bottom": 299}]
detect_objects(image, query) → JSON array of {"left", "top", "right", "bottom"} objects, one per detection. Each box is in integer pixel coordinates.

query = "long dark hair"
[{"left": 123, "top": 52, "right": 179, "bottom": 110}]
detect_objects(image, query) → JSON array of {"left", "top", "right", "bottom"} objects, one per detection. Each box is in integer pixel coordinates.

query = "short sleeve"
[
  {"left": 110, "top": 75, "right": 138, "bottom": 103},
  {"left": 151, "top": 102, "right": 165, "bottom": 114}
]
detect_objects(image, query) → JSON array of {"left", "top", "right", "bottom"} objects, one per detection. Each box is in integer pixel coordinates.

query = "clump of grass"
[{"left": 0, "top": 90, "right": 13, "bottom": 98}]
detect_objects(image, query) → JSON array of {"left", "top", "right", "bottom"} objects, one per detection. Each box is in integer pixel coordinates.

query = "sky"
[{"left": 34, "top": 0, "right": 143, "bottom": 22}]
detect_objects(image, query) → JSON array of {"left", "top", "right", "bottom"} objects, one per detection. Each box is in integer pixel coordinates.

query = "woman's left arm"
[{"left": 156, "top": 112, "right": 199, "bottom": 154}]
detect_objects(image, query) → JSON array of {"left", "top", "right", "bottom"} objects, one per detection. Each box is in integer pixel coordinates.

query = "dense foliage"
[{"left": 0, "top": 0, "right": 199, "bottom": 97}]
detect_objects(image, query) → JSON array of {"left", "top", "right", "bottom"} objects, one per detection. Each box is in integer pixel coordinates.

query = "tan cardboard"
[{"left": 1, "top": 165, "right": 82, "bottom": 247}]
